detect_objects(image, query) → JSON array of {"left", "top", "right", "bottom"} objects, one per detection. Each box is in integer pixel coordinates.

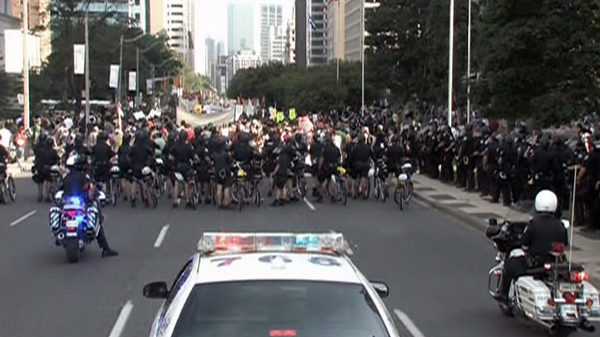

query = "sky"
[{"left": 194, "top": 0, "right": 294, "bottom": 75}]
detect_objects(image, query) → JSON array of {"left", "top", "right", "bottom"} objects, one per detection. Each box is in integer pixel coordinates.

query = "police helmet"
[{"left": 534, "top": 190, "right": 558, "bottom": 214}]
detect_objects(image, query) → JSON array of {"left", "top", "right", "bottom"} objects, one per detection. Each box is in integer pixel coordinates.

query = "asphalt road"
[{"left": 0, "top": 178, "right": 595, "bottom": 337}]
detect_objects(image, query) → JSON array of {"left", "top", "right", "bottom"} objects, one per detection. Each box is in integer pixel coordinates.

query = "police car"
[{"left": 143, "top": 232, "right": 400, "bottom": 337}]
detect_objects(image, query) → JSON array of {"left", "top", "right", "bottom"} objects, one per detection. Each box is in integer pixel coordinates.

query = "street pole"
[
  {"left": 117, "top": 34, "right": 123, "bottom": 131},
  {"left": 448, "top": 0, "right": 455, "bottom": 126},
  {"left": 84, "top": 12, "right": 90, "bottom": 138},
  {"left": 361, "top": 0, "right": 365, "bottom": 113},
  {"left": 151, "top": 64, "right": 155, "bottom": 109},
  {"left": 466, "top": 0, "right": 472, "bottom": 124},
  {"left": 136, "top": 47, "right": 139, "bottom": 110},
  {"left": 22, "top": 0, "right": 30, "bottom": 131}
]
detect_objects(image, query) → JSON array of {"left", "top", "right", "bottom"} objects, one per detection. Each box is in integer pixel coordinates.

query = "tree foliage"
[
  {"left": 182, "top": 64, "right": 212, "bottom": 92},
  {"left": 367, "top": 0, "right": 600, "bottom": 126},
  {"left": 227, "top": 62, "right": 376, "bottom": 112},
  {"left": 32, "top": 0, "right": 181, "bottom": 113}
]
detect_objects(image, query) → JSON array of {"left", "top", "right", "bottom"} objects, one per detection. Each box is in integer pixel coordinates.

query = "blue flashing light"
[{"left": 67, "top": 196, "right": 84, "bottom": 208}]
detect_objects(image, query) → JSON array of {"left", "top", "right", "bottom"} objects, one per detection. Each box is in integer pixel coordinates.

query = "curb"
[
  {"left": 414, "top": 190, "right": 600, "bottom": 288},
  {"left": 413, "top": 191, "right": 489, "bottom": 233}
]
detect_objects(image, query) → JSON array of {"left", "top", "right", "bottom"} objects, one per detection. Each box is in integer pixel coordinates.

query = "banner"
[
  {"left": 128, "top": 72, "right": 136, "bottom": 91},
  {"left": 276, "top": 111, "right": 285, "bottom": 123},
  {"left": 146, "top": 79, "right": 153, "bottom": 94},
  {"left": 289, "top": 108, "right": 297, "bottom": 121},
  {"left": 109, "top": 65, "right": 119, "bottom": 88},
  {"left": 73, "top": 44, "right": 85, "bottom": 75},
  {"left": 4, "top": 30, "right": 41, "bottom": 74}
]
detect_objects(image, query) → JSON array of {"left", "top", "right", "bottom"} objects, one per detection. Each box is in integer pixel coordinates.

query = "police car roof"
[{"left": 195, "top": 252, "right": 362, "bottom": 285}]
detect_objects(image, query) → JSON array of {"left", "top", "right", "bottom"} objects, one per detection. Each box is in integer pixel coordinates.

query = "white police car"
[{"left": 144, "top": 232, "right": 400, "bottom": 337}]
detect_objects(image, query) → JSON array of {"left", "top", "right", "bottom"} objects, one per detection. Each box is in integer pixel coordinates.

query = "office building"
[
  {"left": 284, "top": 7, "right": 295, "bottom": 64},
  {"left": 294, "top": 0, "right": 306, "bottom": 67},
  {"left": 326, "top": 0, "right": 345, "bottom": 62},
  {"left": 227, "top": 3, "right": 254, "bottom": 56},
  {"left": 11, "top": 0, "right": 51, "bottom": 62},
  {"left": 267, "top": 25, "right": 285, "bottom": 63},
  {"left": 129, "top": 0, "right": 149, "bottom": 32},
  {"left": 205, "top": 37, "right": 216, "bottom": 82},
  {"left": 149, "top": 0, "right": 165, "bottom": 34},
  {"left": 216, "top": 55, "right": 228, "bottom": 95},
  {"left": 165, "top": 0, "right": 194, "bottom": 66},
  {"left": 344, "top": 0, "right": 361, "bottom": 61},
  {"left": 308, "top": 0, "right": 327, "bottom": 66},
  {"left": 259, "top": 3, "right": 283, "bottom": 62},
  {"left": 217, "top": 40, "right": 225, "bottom": 58},
  {"left": 230, "top": 49, "right": 261, "bottom": 78}
]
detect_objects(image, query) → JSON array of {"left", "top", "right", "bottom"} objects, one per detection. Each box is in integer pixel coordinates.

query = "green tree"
[{"left": 476, "top": 0, "right": 600, "bottom": 125}]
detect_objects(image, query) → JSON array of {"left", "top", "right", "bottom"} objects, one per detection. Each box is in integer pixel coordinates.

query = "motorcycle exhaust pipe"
[
  {"left": 581, "top": 321, "right": 595, "bottom": 333},
  {"left": 57, "top": 232, "right": 65, "bottom": 241}
]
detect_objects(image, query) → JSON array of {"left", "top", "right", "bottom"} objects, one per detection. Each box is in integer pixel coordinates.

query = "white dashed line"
[
  {"left": 154, "top": 225, "right": 170, "bottom": 248},
  {"left": 303, "top": 197, "right": 316, "bottom": 211},
  {"left": 394, "top": 309, "right": 426, "bottom": 337},
  {"left": 10, "top": 210, "right": 37, "bottom": 227},
  {"left": 108, "top": 300, "right": 134, "bottom": 337}
]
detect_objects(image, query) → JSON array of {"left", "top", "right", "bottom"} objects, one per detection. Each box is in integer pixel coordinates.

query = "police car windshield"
[{"left": 172, "top": 280, "right": 390, "bottom": 337}]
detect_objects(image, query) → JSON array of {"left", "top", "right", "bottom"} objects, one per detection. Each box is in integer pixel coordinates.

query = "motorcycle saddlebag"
[{"left": 515, "top": 276, "right": 553, "bottom": 320}]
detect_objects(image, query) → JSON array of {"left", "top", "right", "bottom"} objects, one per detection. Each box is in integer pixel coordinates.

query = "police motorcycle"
[
  {"left": 50, "top": 159, "right": 107, "bottom": 263},
  {"left": 486, "top": 218, "right": 600, "bottom": 336}
]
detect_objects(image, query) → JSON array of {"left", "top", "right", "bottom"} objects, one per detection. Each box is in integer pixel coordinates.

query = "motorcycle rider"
[
  {"left": 53, "top": 155, "right": 118, "bottom": 257},
  {"left": 500, "top": 190, "right": 568, "bottom": 302}
]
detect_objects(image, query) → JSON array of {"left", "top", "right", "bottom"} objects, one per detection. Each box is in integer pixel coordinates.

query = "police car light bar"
[{"left": 197, "top": 232, "right": 350, "bottom": 255}]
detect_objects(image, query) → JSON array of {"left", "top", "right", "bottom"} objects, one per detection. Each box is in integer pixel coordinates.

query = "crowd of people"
[{"left": 2, "top": 107, "right": 600, "bottom": 233}]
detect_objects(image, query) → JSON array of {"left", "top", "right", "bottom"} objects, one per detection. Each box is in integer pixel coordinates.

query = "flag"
[{"left": 308, "top": 15, "right": 316, "bottom": 30}]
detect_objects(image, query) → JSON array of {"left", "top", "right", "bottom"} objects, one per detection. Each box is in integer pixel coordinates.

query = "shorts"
[
  {"left": 132, "top": 167, "right": 145, "bottom": 180},
  {"left": 216, "top": 168, "right": 231, "bottom": 187},
  {"left": 274, "top": 174, "right": 287, "bottom": 189},
  {"left": 35, "top": 165, "right": 51, "bottom": 183},
  {"left": 354, "top": 162, "right": 369, "bottom": 178},
  {"left": 317, "top": 166, "right": 336, "bottom": 183},
  {"left": 175, "top": 163, "right": 191, "bottom": 180},
  {"left": 94, "top": 164, "right": 110, "bottom": 183},
  {"left": 196, "top": 167, "right": 210, "bottom": 183}
]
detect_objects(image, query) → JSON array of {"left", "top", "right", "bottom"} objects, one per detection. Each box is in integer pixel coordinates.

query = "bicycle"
[
  {"left": 326, "top": 166, "right": 348, "bottom": 205},
  {"left": 152, "top": 158, "right": 167, "bottom": 198},
  {"left": 373, "top": 163, "right": 388, "bottom": 203},
  {"left": 0, "top": 163, "right": 16, "bottom": 203},
  {"left": 134, "top": 166, "right": 158, "bottom": 209},
  {"left": 394, "top": 163, "right": 414, "bottom": 210},
  {"left": 232, "top": 165, "right": 249, "bottom": 212},
  {"left": 49, "top": 164, "right": 63, "bottom": 196}
]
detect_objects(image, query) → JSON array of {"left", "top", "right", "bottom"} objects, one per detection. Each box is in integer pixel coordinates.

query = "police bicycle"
[
  {"left": 394, "top": 162, "right": 414, "bottom": 210},
  {"left": 326, "top": 166, "right": 349, "bottom": 205},
  {"left": 0, "top": 163, "right": 16, "bottom": 203}
]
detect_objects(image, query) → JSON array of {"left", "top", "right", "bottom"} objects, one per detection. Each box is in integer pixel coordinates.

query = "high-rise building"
[
  {"left": 344, "top": 0, "right": 361, "bottom": 61},
  {"left": 267, "top": 25, "right": 285, "bottom": 63},
  {"left": 308, "top": 0, "right": 327, "bottom": 66},
  {"left": 149, "top": 0, "right": 165, "bottom": 34},
  {"left": 294, "top": 0, "right": 306, "bottom": 67},
  {"left": 260, "top": 3, "right": 283, "bottom": 62},
  {"left": 326, "top": 0, "right": 345, "bottom": 62},
  {"left": 227, "top": 3, "right": 254, "bottom": 56},
  {"left": 217, "top": 40, "right": 226, "bottom": 58},
  {"left": 230, "top": 49, "right": 262, "bottom": 78},
  {"left": 205, "top": 37, "right": 216, "bottom": 82},
  {"left": 284, "top": 7, "right": 295, "bottom": 64},
  {"left": 216, "top": 55, "right": 229, "bottom": 95},
  {"left": 12, "top": 0, "right": 51, "bottom": 62},
  {"left": 164, "top": 0, "right": 194, "bottom": 66},
  {"left": 128, "top": 0, "right": 149, "bottom": 33}
]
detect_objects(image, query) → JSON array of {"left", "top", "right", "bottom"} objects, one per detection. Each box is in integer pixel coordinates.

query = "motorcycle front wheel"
[{"left": 65, "top": 239, "right": 80, "bottom": 263}]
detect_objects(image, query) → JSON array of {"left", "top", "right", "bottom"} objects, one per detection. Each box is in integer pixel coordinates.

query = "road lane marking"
[
  {"left": 413, "top": 198, "right": 430, "bottom": 209},
  {"left": 303, "top": 197, "right": 316, "bottom": 211},
  {"left": 154, "top": 225, "right": 170, "bottom": 248},
  {"left": 394, "top": 309, "right": 426, "bottom": 337},
  {"left": 10, "top": 210, "right": 37, "bottom": 227},
  {"left": 108, "top": 300, "right": 133, "bottom": 337}
]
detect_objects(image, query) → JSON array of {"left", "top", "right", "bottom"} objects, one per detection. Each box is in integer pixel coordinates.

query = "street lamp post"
[
  {"left": 448, "top": 0, "right": 455, "bottom": 126},
  {"left": 361, "top": 0, "right": 365, "bottom": 112},
  {"left": 84, "top": 12, "right": 90, "bottom": 138},
  {"left": 22, "top": 0, "right": 30, "bottom": 131},
  {"left": 466, "top": 0, "right": 472, "bottom": 124}
]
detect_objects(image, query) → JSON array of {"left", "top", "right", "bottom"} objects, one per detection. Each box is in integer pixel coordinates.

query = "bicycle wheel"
[
  {"left": 231, "top": 182, "right": 240, "bottom": 203},
  {"left": 191, "top": 183, "right": 198, "bottom": 210},
  {"left": 8, "top": 176, "right": 16, "bottom": 201},
  {"left": 109, "top": 179, "right": 117, "bottom": 206},
  {"left": 0, "top": 183, "right": 8, "bottom": 203},
  {"left": 255, "top": 187, "right": 261, "bottom": 208},
  {"left": 394, "top": 185, "right": 405, "bottom": 210},
  {"left": 374, "top": 178, "right": 381, "bottom": 200},
  {"left": 340, "top": 179, "right": 348, "bottom": 205},
  {"left": 238, "top": 186, "right": 245, "bottom": 212},
  {"left": 382, "top": 181, "right": 388, "bottom": 203},
  {"left": 211, "top": 181, "right": 217, "bottom": 205}
]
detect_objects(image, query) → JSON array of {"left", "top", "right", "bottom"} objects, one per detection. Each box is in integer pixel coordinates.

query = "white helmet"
[{"left": 535, "top": 190, "right": 558, "bottom": 213}]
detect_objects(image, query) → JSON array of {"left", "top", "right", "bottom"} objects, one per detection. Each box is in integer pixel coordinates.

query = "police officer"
[
  {"left": 500, "top": 190, "right": 568, "bottom": 302},
  {"left": 59, "top": 156, "right": 118, "bottom": 257},
  {"left": 91, "top": 132, "right": 115, "bottom": 196}
]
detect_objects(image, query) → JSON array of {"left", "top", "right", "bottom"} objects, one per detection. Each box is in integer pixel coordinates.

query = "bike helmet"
[
  {"left": 66, "top": 155, "right": 83, "bottom": 171},
  {"left": 534, "top": 190, "right": 558, "bottom": 214}
]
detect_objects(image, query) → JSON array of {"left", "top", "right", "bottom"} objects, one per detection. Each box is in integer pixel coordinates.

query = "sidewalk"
[{"left": 413, "top": 173, "right": 600, "bottom": 283}]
